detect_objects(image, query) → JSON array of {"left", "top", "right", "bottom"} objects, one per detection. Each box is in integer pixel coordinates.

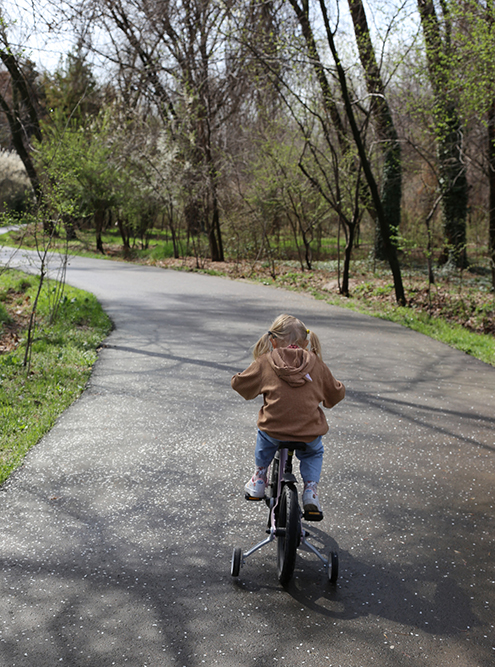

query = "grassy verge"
[
  {"left": 0, "top": 268, "right": 112, "bottom": 486},
  {"left": 320, "top": 291, "right": 494, "bottom": 366}
]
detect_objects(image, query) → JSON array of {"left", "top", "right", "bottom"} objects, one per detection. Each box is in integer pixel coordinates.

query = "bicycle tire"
[
  {"left": 268, "top": 455, "right": 279, "bottom": 499},
  {"left": 231, "top": 547, "right": 242, "bottom": 577},
  {"left": 328, "top": 550, "right": 339, "bottom": 584},
  {"left": 276, "top": 484, "right": 299, "bottom": 585}
]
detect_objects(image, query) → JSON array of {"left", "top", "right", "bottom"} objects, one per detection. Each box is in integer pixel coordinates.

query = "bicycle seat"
[{"left": 277, "top": 442, "right": 307, "bottom": 451}]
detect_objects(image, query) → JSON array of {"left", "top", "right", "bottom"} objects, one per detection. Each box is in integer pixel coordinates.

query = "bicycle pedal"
[
  {"left": 245, "top": 493, "right": 265, "bottom": 502},
  {"left": 303, "top": 510, "right": 324, "bottom": 522}
]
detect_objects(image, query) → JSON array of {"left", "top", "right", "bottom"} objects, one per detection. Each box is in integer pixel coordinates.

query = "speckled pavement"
[{"left": 0, "top": 248, "right": 494, "bottom": 667}]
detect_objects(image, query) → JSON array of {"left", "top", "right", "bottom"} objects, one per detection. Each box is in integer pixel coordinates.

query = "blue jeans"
[{"left": 254, "top": 430, "right": 324, "bottom": 483}]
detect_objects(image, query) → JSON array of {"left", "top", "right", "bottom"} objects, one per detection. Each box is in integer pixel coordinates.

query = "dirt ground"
[{"left": 0, "top": 288, "right": 30, "bottom": 353}]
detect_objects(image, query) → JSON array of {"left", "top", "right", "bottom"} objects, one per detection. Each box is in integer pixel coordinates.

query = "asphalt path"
[{"left": 1, "top": 246, "right": 494, "bottom": 667}]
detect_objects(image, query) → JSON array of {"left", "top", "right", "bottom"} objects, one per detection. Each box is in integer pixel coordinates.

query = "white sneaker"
[
  {"left": 244, "top": 476, "right": 266, "bottom": 498},
  {"left": 303, "top": 488, "right": 322, "bottom": 513}
]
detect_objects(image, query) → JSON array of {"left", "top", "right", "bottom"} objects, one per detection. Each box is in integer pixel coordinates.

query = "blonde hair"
[{"left": 253, "top": 314, "right": 322, "bottom": 360}]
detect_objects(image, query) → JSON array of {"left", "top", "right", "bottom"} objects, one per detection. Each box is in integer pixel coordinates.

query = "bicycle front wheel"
[{"left": 276, "top": 484, "right": 299, "bottom": 585}]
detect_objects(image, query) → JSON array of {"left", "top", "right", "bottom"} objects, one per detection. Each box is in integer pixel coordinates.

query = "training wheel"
[
  {"left": 231, "top": 547, "right": 242, "bottom": 577},
  {"left": 327, "top": 551, "right": 339, "bottom": 583}
]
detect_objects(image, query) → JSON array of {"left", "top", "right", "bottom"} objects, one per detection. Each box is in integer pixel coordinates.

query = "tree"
[
  {"left": 243, "top": 120, "right": 330, "bottom": 272},
  {"left": 299, "top": 132, "right": 365, "bottom": 296},
  {"left": 347, "top": 0, "right": 402, "bottom": 260},
  {"left": 417, "top": 0, "right": 469, "bottom": 268},
  {"left": 36, "top": 110, "right": 121, "bottom": 252},
  {"left": 226, "top": 0, "right": 365, "bottom": 289},
  {"left": 42, "top": 48, "right": 103, "bottom": 121},
  {"left": 72, "top": 0, "right": 235, "bottom": 261},
  {"left": 287, "top": 0, "right": 406, "bottom": 305},
  {"left": 448, "top": 0, "right": 495, "bottom": 288}
]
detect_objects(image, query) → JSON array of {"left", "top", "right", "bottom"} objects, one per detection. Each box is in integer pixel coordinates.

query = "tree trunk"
[
  {"left": 341, "top": 222, "right": 356, "bottom": 297},
  {"left": 0, "top": 44, "right": 49, "bottom": 231},
  {"left": 488, "top": 100, "right": 495, "bottom": 290},
  {"left": 208, "top": 204, "right": 221, "bottom": 261},
  {"left": 377, "top": 141, "right": 402, "bottom": 259},
  {"left": 0, "top": 44, "right": 42, "bottom": 195},
  {"left": 0, "top": 48, "right": 42, "bottom": 144},
  {"left": 94, "top": 209, "right": 106, "bottom": 254},
  {"left": 64, "top": 216, "right": 78, "bottom": 241},
  {"left": 436, "top": 104, "right": 468, "bottom": 267},
  {"left": 0, "top": 92, "right": 40, "bottom": 197},
  {"left": 207, "top": 170, "right": 224, "bottom": 262},
  {"left": 117, "top": 215, "right": 131, "bottom": 249}
]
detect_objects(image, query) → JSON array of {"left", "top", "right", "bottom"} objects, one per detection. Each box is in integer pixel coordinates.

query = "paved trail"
[{"left": 1, "top": 247, "right": 494, "bottom": 667}]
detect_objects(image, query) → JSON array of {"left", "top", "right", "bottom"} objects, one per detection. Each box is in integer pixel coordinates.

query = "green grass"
[
  {"left": 0, "top": 269, "right": 112, "bottom": 486},
  {"left": 393, "top": 310, "right": 494, "bottom": 363},
  {"left": 0, "top": 225, "right": 184, "bottom": 262}
]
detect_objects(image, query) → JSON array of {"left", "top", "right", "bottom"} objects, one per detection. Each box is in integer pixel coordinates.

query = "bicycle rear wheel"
[
  {"left": 328, "top": 550, "right": 339, "bottom": 583},
  {"left": 276, "top": 485, "right": 299, "bottom": 585},
  {"left": 268, "top": 454, "right": 279, "bottom": 499}
]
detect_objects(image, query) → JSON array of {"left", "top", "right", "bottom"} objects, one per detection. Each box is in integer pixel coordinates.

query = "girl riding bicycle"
[{"left": 231, "top": 314, "right": 345, "bottom": 514}]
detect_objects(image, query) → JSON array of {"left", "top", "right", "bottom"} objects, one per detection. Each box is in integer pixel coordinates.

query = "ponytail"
[
  {"left": 308, "top": 331, "right": 322, "bottom": 360},
  {"left": 253, "top": 332, "right": 271, "bottom": 359}
]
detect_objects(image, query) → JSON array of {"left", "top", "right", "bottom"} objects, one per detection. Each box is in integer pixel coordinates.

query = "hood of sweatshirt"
[{"left": 268, "top": 346, "right": 317, "bottom": 387}]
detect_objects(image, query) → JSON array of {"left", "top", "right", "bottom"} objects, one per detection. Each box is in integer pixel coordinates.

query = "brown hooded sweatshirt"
[{"left": 231, "top": 347, "right": 345, "bottom": 442}]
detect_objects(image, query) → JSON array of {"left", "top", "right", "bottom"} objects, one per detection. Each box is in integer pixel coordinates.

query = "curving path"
[{"left": 1, "top": 246, "right": 494, "bottom": 666}]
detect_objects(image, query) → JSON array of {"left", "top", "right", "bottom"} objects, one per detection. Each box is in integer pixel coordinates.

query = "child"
[{"left": 231, "top": 314, "right": 345, "bottom": 514}]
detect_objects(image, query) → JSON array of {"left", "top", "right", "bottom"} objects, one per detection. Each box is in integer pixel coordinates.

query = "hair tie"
[
  {"left": 306, "top": 329, "right": 310, "bottom": 334},
  {"left": 268, "top": 330, "right": 276, "bottom": 338}
]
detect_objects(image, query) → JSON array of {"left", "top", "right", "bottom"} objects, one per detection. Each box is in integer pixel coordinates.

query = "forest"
[{"left": 0, "top": 0, "right": 494, "bottom": 310}]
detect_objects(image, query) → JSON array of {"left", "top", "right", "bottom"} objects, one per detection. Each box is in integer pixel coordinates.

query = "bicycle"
[{"left": 231, "top": 443, "right": 339, "bottom": 585}]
